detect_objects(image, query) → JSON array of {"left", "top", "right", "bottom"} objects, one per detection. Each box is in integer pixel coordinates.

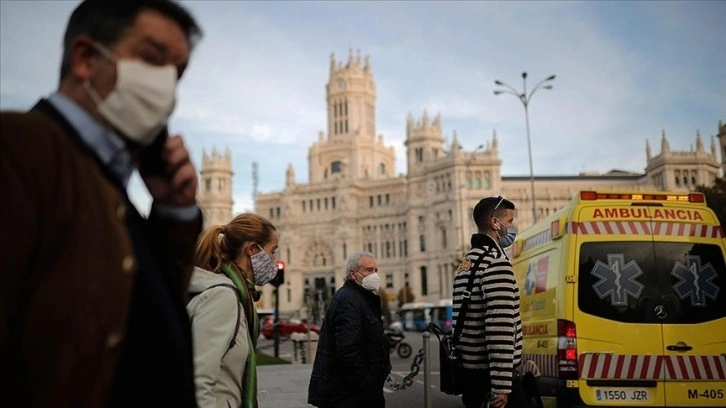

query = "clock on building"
[{"left": 336, "top": 79, "right": 345, "bottom": 90}]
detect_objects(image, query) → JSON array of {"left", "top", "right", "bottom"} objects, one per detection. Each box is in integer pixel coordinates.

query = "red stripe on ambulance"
[
  {"left": 580, "top": 354, "right": 726, "bottom": 380},
  {"left": 663, "top": 355, "right": 726, "bottom": 380},
  {"left": 522, "top": 230, "right": 551, "bottom": 252},
  {"left": 569, "top": 221, "right": 723, "bottom": 238},
  {"left": 579, "top": 354, "right": 662, "bottom": 380},
  {"left": 521, "top": 353, "right": 558, "bottom": 378}
]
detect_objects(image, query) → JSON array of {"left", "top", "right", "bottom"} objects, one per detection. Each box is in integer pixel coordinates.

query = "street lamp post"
[{"left": 494, "top": 72, "right": 556, "bottom": 224}]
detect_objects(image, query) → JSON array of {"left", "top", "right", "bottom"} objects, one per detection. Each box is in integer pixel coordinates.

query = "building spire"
[
  {"left": 661, "top": 129, "right": 670, "bottom": 153},
  {"left": 451, "top": 130, "right": 460, "bottom": 153},
  {"left": 696, "top": 129, "right": 704, "bottom": 152},
  {"left": 645, "top": 138, "right": 651, "bottom": 159}
]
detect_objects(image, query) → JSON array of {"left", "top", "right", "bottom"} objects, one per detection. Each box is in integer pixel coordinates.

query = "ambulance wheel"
[{"left": 397, "top": 343, "right": 413, "bottom": 359}]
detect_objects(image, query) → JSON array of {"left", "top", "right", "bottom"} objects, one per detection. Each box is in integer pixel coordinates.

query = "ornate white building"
[{"left": 201, "top": 50, "right": 723, "bottom": 315}]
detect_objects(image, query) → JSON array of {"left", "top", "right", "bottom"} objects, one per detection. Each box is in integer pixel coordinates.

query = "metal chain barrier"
[{"left": 385, "top": 347, "right": 425, "bottom": 391}]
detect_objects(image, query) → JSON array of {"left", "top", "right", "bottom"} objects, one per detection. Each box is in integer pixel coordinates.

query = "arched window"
[
  {"left": 313, "top": 253, "right": 327, "bottom": 267},
  {"left": 331, "top": 161, "right": 342, "bottom": 174},
  {"left": 379, "top": 163, "right": 386, "bottom": 175}
]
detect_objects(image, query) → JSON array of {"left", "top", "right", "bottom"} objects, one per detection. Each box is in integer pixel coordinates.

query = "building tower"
[
  {"left": 198, "top": 147, "right": 234, "bottom": 229},
  {"left": 404, "top": 110, "right": 446, "bottom": 178},
  {"left": 308, "top": 49, "right": 396, "bottom": 183}
]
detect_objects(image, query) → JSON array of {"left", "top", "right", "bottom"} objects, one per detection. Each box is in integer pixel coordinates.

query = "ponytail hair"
[{"left": 195, "top": 213, "right": 276, "bottom": 273}]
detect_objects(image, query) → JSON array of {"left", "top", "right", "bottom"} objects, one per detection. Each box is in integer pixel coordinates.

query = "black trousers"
[{"left": 460, "top": 367, "right": 526, "bottom": 408}]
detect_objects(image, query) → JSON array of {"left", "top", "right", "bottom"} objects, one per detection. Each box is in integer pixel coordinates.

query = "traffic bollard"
[{"left": 423, "top": 331, "right": 431, "bottom": 408}]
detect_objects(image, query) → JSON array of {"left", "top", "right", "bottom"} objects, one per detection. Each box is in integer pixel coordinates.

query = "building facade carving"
[{"left": 217, "top": 50, "right": 722, "bottom": 316}]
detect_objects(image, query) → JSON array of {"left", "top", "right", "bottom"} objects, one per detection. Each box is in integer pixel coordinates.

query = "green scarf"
[{"left": 222, "top": 263, "right": 259, "bottom": 408}]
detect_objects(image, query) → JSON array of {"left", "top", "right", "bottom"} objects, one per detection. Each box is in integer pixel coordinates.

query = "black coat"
[{"left": 308, "top": 279, "right": 391, "bottom": 408}]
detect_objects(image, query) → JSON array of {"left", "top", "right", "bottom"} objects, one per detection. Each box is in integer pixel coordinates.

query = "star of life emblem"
[
  {"left": 671, "top": 255, "right": 719, "bottom": 307},
  {"left": 590, "top": 253, "right": 645, "bottom": 306}
]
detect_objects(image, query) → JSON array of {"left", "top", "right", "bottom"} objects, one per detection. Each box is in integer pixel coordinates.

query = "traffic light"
[{"left": 271, "top": 260, "right": 285, "bottom": 287}]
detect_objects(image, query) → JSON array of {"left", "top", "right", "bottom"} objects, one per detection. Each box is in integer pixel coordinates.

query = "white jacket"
[{"left": 187, "top": 267, "right": 250, "bottom": 408}]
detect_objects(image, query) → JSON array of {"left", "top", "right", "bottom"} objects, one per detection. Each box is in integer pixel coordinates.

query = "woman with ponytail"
[{"left": 187, "top": 213, "right": 280, "bottom": 408}]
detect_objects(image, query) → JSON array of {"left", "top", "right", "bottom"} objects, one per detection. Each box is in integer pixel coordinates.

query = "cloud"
[{"left": 1, "top": 0, "right": 723, "bottom": 213}]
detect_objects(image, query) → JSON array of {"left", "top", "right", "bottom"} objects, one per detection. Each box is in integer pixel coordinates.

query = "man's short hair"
[
  {"left": 343, "top": 251, "right": 374, "bottom": 280},
  {"left": 473, "top": 196, "right": 515, "bottom": 231},
  {"left": 60, "top": 0, "right": 202, "bottom": 79}
]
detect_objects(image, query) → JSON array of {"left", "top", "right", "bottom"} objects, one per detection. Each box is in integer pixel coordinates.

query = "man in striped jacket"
[{"left": 452, "top": 196, "right": 525, "bottom": 408}]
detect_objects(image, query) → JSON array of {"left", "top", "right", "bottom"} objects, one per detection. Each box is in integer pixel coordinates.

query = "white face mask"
[
  {"left": 359, "top": 272, "right": 381, "bottom": 292},
  {"left": 83, "top": 43, "right": 177, "bottom": 146}
]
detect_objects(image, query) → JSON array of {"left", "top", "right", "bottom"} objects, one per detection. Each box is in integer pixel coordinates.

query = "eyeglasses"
[{"left": 490, "top": 196, "right": 504, "bottom": 218}]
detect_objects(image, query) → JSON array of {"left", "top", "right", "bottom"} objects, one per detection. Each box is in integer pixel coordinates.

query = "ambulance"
[{"left": 510, "top": 191, "right": 726, "bottom": 407}]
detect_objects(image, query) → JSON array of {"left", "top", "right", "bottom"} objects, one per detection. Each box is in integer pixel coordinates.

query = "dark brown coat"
[{"left": 0, "top": 109, "right": 201, "bottom": 406}]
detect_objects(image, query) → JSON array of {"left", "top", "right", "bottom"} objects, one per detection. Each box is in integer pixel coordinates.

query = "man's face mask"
[
  {"left": 493, "top": 217, "right": 517, "bottom": 248},
  {"left": 250, "top": 244, "right": 278, "bottom": 286},
  {"left": 83, "top": 42, "right": 177, "bottom": 146},
  {"left": 355, "top": 270, "right": 381, "bottom": 292}
]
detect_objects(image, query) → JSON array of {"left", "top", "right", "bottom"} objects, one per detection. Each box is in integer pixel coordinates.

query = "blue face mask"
[
  {"left": 498, "top": 227, "right": 517, "bottom": 248},
  {"left": 493, "top": 218, "right": 517, "bottom": 248}
]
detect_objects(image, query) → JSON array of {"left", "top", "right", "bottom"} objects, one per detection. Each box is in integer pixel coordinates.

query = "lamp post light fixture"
[{"left": 494, "top": 72, "right": 556, "bottom": 224}]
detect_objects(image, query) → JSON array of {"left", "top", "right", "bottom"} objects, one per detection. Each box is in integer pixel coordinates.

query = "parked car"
[{"left": 261, "top": 316, "right": 320, "bottom": 339}]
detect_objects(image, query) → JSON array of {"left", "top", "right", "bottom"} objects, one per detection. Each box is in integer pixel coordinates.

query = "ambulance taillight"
[
  {"left": 557, "top": 319, "right": 578, "bottom": 379},
  {"left": 688, "top": 192, "right": 705, "bottom": 203}
]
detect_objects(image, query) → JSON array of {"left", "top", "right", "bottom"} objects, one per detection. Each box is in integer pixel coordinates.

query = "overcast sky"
[{"left": 1, "top": 1, "right": 724, "bottom": 214}]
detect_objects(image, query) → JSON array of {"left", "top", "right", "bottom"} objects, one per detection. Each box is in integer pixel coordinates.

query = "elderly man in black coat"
[{"left": 308, "top": 251, "right": 391, "bottom": 408}]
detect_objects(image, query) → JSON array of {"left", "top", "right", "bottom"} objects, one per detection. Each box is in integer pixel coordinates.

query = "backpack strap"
[
  {"left": 452, "top": 247, "right": 494, "bottom": 343},
  {"left": 189, "top": 283, "right": 241, "bottom": 353}
]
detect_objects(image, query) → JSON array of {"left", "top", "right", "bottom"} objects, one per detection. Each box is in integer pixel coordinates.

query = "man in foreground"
[
  {"left": 0, "top": 1, "right": 203, "bottom": 406},
  {"left": 453, "top": 196, "right": 526, "bottom": 408}
]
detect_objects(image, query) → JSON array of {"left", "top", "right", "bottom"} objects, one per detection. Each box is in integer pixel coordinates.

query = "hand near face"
[{"left": 142, "top": 134, "right": 198, "bottom": 207}]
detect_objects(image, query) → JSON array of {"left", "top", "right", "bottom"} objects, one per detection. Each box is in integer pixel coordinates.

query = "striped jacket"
[{"left": 452, "top": 233, "right": 523, "bottom": 394}]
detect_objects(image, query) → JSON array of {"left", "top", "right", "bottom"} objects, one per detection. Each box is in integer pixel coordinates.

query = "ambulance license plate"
[{"left": 595, "top": 388, "right": 651, "bottom": 402}]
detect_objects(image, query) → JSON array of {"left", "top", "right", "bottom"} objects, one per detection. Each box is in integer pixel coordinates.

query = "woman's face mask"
[{"left": 250, "top": 244, "right": 278, "bottom": 286}]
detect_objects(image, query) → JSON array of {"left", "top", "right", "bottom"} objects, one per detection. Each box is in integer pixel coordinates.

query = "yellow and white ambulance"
[{"left": 510, "top": 191, "right": 726, "bottom": 407}]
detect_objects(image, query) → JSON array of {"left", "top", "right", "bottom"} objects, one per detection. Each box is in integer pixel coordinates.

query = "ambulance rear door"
[{"left": 651, "top": 208, "right": 726, "bottom": 407}]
